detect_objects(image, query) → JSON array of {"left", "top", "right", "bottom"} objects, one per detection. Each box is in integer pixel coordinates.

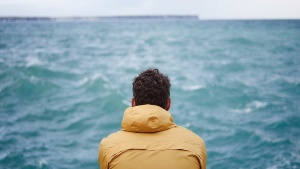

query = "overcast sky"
[{"left": 0, "top": 0, "right": 300, "bottom": 19}]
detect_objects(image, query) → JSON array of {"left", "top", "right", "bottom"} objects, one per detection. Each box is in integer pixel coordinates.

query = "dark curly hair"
[{"left": 132, "top": 68, "right": 171, "bottom": 109}]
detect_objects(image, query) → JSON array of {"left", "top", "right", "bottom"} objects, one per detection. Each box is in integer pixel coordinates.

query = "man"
[{"left": 99, "top": 68, "right": 206, "bottom": 169}]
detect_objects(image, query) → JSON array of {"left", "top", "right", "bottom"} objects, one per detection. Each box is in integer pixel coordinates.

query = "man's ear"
[
  {"left": 165, "top": 98, "right": 171, "bottom": 111},
  {"left": 131, "top": 98, "right": 136, "bottom": 107}
]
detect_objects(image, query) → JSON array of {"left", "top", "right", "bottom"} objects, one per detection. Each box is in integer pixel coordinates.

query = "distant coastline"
[
  {"left": 1, "top": 16, "right": 298, "bottom": 22},
  {"left": 0, "top": 15, "right": 199, "bottom": 21}
]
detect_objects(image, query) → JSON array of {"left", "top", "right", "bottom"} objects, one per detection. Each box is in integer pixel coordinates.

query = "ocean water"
[{"left": 0, "top": 19, "right": 300, "bottom": 169}]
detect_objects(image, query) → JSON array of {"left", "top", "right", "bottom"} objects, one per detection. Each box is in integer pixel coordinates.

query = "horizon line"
[{"left": 1, "top": 15, "right": 300, "bottom": 20}]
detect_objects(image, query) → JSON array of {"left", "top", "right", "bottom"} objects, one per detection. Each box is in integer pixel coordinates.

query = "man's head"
[{"left": 132, "top": 68, "right": 171, "bottom": 110}]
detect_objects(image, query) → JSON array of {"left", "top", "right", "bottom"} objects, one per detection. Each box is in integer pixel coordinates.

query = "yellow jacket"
[{"left": 99, "top": 105, "right": 206, "bottom": 169}]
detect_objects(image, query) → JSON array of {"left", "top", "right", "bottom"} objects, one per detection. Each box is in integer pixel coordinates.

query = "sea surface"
[{"left": 0, "top": 19, "right": 300, "bottom": 169}]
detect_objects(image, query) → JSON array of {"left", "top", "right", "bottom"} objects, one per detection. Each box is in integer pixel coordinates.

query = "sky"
[{"left": 0, "top": 0, "right": 300, "bottom": 19}]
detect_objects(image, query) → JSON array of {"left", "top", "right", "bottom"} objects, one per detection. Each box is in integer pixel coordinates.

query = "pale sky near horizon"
[{"left": 0, "top": 0, "right": 300, "bottom": 19}]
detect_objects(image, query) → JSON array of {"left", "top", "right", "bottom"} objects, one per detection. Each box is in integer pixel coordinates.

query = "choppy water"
[{"left": 0, "top": 19, "right": 300, "bottom": 169}]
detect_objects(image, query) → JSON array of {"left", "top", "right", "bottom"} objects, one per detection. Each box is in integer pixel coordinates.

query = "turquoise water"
[{"left": 0, "top": 19, "right": 300, "bottom": 169}]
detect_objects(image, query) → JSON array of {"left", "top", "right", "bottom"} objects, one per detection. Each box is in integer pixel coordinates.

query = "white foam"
[
  {"left": 26, "top": 56, "right": 42, "bottom": 67},
  {"left": 254, "top": 130, "right": 283, "bottom": 143},
  {"left": 73, "top": 73, "right": 106, "bottom": 87},
  {"left": 90, "top": 73, "right": 102, "bottom": 82},
  {"left": 74, "top": 77, "right": 89, "bottom": 87},
  {"left": 0, "top": 152, "right": 7, "bottom": 160},
  {"left": 250, "top": 101, "right": 267, "bottom": 109},
  {"left": 233, "top": 101, "right": 267, "bottom": 114},
  {"left": 38, "top": 159, "right": 48, "bottom": 168},
  {"left": 182, "top": 84, "right": 205, "bottom": 91}
]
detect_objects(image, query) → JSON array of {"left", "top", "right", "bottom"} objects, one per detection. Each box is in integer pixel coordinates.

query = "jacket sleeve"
[
  {"left": 199, "top": 138, "right": 207, "bottom": 169},
  {"left": 98, "top": 140, "right": 108, "bottom": 169}
]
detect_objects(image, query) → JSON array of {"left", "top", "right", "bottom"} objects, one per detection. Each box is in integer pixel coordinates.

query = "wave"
[
  {"left": 232, "top": 101, "right": 267, "bottom": 114},
  {"left": 182, "top": 84, "right": 205, "bottom": 91},
  {"left": 25, "top": 56, "right": 43, "bottom": 67},
  {"left": 253, "top": 130, "right": 286, "bottom": 143},
  {"left": 72, "top": 73, "right": 106, "bottom": 87},
  {"left": 1, "top": 20, "right": 300, "bottom": 169}
]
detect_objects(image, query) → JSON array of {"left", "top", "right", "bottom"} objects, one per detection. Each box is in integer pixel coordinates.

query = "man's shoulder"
[
  {"left": 100, "top": 130, "right": 125, "bottom": 146},
  {"left": 100, "top": 126, "right": 205, "bottom": 148},
  {"left": 170, "top": 125, "right": 205, "bottom": 143}
]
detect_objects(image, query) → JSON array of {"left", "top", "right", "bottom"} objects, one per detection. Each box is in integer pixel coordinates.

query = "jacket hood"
[{"left": 121, "top": 105, "right": 176, "bottom": 133}]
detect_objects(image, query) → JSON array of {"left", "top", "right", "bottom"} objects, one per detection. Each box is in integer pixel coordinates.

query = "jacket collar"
[{"left": 121, "top": 105, "right": 176, "bottom": 133}]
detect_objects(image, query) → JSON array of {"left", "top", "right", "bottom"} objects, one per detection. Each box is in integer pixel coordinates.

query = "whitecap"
[
  {"left": 38, "top": 159, "right": 48, "bottom": 168},
  {"left": 249, "top": 101, "right": 267, "bottom": 109},
  {"left": 25, "top": 56, "right": 42, "bottom": 67},
  {"left": 254, "top": 130, "right": 283, "bottom": 143},
  {"left": 74, "top": 77, "right": 89, "bottom": 87},
  {"left": 182, "top": 84, "right": 205, "bottom": 91},
  {"left": 232, "top": 100, "right": 267, "bottom": 114},
  {"left": 91, "top": 73, "right": 109, "bottom": 83},
  {"left": 73, "top": 73, "right": 107, "bottom": 87},
  {"left": 0, "top": 152, "right": 7, "bottom": 161},
  {"left": 91, "top": 73, "right": 101, "bottom": 81}
]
